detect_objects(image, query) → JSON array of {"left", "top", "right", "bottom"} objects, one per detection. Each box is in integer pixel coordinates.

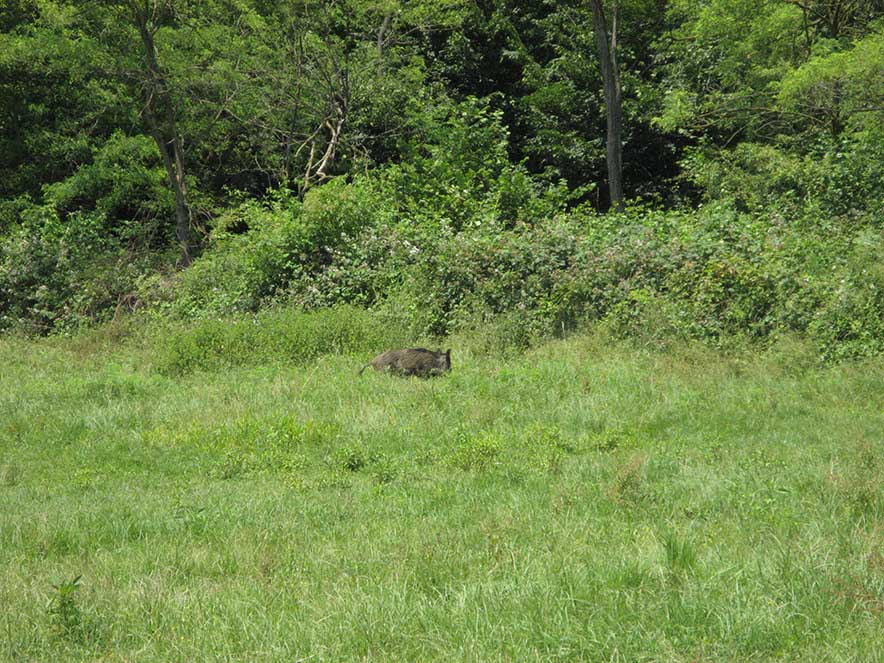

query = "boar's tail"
[{"left": 358, "top": 364, "right": 370, "bottom": 376}]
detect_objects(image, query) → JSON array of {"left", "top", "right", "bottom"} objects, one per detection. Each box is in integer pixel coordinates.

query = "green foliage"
[
  {"left": 156, "top": 178, "right": 391, "bottom": 317},
  {"left": 252, "top": 170, "right": 884, "bottom": 361},
  {"left": 778, "top": 28, "right": 884, "bottom": 133},
  {"left": 0, "top": 4, "right": 131, "bottom": 199},
  {"left": 333, "top": 444, "right": 374, "bottom": 473},
  {"left": 809, "top": 230, "right": 884, "bottom": 362},
  {"left": 384, "top": 97, "right": 575, "bottom": 231},
  {"left": 388, "top": 217, "right": 582, "bottom": 339},
  {"left": 0, "top": 204, "right": 160, "bottom": 332},
  {"left": 47, "top": 575, "right": 84, "bottom": 641},
  {"left": 517, "top": 424, "right": 574, "bottom": 475},
  {"left": 608, "top": 452, "right": 649, "bottom": 503},
  {"left": 1, "top": 0, "right": 883, "bottom": 367},
  {"left": 42, "top": 132, "right": 173, "bottom": 243},
  {"left": 683, "top": 135, "right": 884, "bottom": 219},
  {"left": 659, "top": 0, "right": 884, "bottom": 141},
  {"left": 0, "top": 133, "right": 177, "bottom": 332},
  {"left": 46, "top": 574, "right": 102, "bottom": 645},
  {"left": 658, "top": 0, "right": 803, "bottom": 139},
  {"left": 603, "top": 287, "right": 689, "bottom": 347},
  {"left": 6, "top": 1, "right": 884, "bottom": 656},
  {"left": 207, "top": 418, "right": 334, "bottom": 479}
]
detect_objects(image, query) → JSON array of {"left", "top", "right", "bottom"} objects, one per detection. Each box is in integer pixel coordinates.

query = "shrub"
[
  {"left": 808, "top": 230, "right": 884, "bottom": 362},
  {"left": 158, "top": 178, "right": 393, "bottom": 318},
  {"left": 0, "top": 204, "right": 159, "bottom": 332},
  {"left": 383, "top": 96, "right": 576, "bottom": 232},
  {"left": 270, "top": 193, "right": 884, "bottom": 361},
  {"left": 0, "top": 133, "right": 178, "bottom": 333},
  {"left": 7, "top": 101, "right": 882, "bottom": 366},
  {"left": 682, "top": 135, "right": 884, "bottom": 226}
]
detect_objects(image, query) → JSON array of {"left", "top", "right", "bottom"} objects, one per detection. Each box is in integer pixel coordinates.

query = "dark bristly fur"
[{"left": 359, "top": 348, "right": 451, "bottom": 377}]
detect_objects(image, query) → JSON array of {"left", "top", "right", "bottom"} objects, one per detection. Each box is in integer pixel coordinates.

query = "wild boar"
[{"left": 359, "top": 348, "right": 451, "bottom": 378}]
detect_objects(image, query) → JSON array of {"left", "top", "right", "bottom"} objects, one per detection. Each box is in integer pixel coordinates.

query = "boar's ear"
[{"left": 446, "top": 349, "right": 451, "bottom": 360}]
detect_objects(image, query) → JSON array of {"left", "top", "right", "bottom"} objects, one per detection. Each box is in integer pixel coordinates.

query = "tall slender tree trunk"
[
  {"left": 133, "top": 3, "right": 193, "bottom": 267},
  {"left": 377, "top": 12, "right": 392, "bottom": 58},
  {"left": 145, "top": 110, "right": 192, "bottom": 266},
  {"left": 590, "top": 0, "right": 624, "bottom": 211}
]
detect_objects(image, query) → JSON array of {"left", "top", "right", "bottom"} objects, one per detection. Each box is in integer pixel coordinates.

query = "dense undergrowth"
[
  {"left": 3, "top": 2, "right": 884, "bottom": 367},
  {"left": 2, "top": 106, "right": 883, "bottom": 364}
]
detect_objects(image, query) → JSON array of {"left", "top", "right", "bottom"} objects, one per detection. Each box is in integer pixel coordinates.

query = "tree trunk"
[
  {"left": 590, "top": 0, "right": 624, "bottom": 211},
  {"left": 133, "top": 3, "right": 193, "bottom": 266},
  {"left": 377, "top": 13, "right": 392, "bottom": 58},
  {"left": 154, "top": 131, "right": 192, "bottom": 266}
]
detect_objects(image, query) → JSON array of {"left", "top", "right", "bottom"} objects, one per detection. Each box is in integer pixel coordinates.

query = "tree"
[
  {"left": 0, "top": 4, "right": 128, "bottom": 201},
  {"left": 778, "top": 27, "right": 884, "bottom": 135},
  {"left": 589, "top": 0, "right": 623, "bottom": 210},
  {"left": 127, "top": 1, "right": 194, "bottom": 266},
  {"left": 2, "top": 1, "right": 201, "bottom": 264},
  {"left": 655, "top": 0, "right": 884, "bottom": 143},
  {"left": 428, "top": 1, "right": 674, "bottom": 208},
  {"left": 784, "top": 0, "right": 884, "bottom": 42}
]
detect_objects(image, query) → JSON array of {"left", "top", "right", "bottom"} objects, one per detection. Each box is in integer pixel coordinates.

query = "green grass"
[{"left": 2, "top": 326, "right": 884, "bottom": 662}]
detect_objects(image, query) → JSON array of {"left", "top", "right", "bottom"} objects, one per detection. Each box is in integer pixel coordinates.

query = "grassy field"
[{"left": 2, "top": 327, "right": 884, "bottom": 662}]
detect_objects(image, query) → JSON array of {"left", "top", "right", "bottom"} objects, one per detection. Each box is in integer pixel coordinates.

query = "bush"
[
  {"left": 0, "top": 133, "right": 181, "bottom": 333},
  {"left": 0, "top": 204, "right": 159, "bottom": 332},
  {"left": 268, "top": 191, "right": 884, "bottom": 362},
  {"left": 156, "top": 178, "right": 393, "bottom": 318},
  {"left": 6, "top": 101, "right": 881, "bottom": 365},
  {"left": 383, "top": 97, "right": 576, "bottom": 232},
  {"left": 808, "top": 230, "right": 884, "bottom": 362},
  {"left": 682, "top": 134, "right": 884, "bottom": 226},
  {"left": 291, "top": 216, "right": 586, "bottom": 341}
]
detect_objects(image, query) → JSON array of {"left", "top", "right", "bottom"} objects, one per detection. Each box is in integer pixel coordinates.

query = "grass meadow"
[{"left": 2, "top": 325, "right": 884, "bottom": 662}]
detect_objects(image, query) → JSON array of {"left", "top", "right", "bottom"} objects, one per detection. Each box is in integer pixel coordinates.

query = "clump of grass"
[
  {"left": 152, "top": 305, "right": 411, "bottom": 375},
  {"left": 518, "top": 424, "right": 577, "bottom": 475},
  {"left": 333, "top": 443, "right": 374, "bottom": 472},
  {"left": 311, "top": 469, "right": 355, "bottom": 490},
  {"left": 0, "top": 461, "right": 18, "bottom": 487},
  {"left": 171, "top": 498, "right": 207, "bottom": 533},
  {"left": 206, "top": 418, "right": 337, "bottom": 478},
  {"left": 371, "top": 454, "right": 401, "bottom": 485},
  {"left": 609, "top": 452, "right": 649, "bottom": 503},
  {"left": 213, "top": 449, "right": 249, "bottom": 480},
  {"left": 661, "top": 531, "right": 698, "bottom": 576},
  {"left": 589, "top": 429, "right": 638, "bottom": 452},
  {"left": 72, "top": 468, "right": 95, "bottom": 491},
  {"left": 833, "top": 439, "right": 884, "bottom": 518},
  {"left": 448, "top": 431, "right": 503, "bottom": 471}
]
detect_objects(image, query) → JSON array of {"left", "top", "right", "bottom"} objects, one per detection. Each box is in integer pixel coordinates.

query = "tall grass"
[{"left": 150, "top": 304, "right": 412, "bottom": 375}]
